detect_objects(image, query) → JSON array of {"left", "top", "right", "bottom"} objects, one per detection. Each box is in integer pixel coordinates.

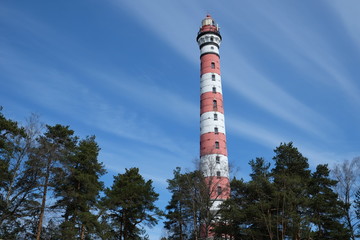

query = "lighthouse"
[{"left": 197, "top": 15, "right": 230, "bottom": 214}]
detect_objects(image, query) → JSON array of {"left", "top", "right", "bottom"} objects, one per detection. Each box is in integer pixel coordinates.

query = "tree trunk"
[
  {"left": 36, "top": 162, "right": 51, "bottom": 240},
  {"left": 80, "top": 224, "right": 85, "bottom": 240}
]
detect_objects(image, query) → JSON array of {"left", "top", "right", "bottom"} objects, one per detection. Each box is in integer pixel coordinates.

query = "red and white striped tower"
[{"left": 197, "top": 15, "right": 230, "bottom": 214}]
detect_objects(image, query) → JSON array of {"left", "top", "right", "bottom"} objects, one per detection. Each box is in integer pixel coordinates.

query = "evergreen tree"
[
  {"left": 272, "top": 142, "right": 311, "bottom": 240},
  {"left": 308, "top": 164, "right": 350, "bottom": 239},
  {"left": 102, "top": 168, "right": 161, "bottom": 239},
  {"left": 215, "top": 158, "right": 275, "bottom": 240},
  {"left": 164, "top": 167, "right": 191, "bottom": 240},
  {"left": 54, "top": 136, "right": 106, "bottom": 239},
  {"left": 164, "top": 168, "right": 214, "bottom": 240},
  {"left": 354, "top": 188, "right": 360, "bottom": 238},
  {"left": 26, "top": 124, "right": 78, "bottom": 240},
  {"left": 0, "top": 110, "right": 42, "bottom": 238},
  {"left": 215, "top": 177, "right": 250, "bottom": 240},
  {"left": 0, "top": 109, "right": 26, "bottom": 237}
]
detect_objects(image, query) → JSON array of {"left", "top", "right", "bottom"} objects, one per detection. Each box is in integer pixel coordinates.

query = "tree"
[
  {"left": 271, "top": 142, "right": 312, "bottom": 240},
  {"left": 53, "top": 136, "right": 106, "bottom": 239},
  {"left": 215, "top": 177, "right": 251, "bottom": 240},
  {"left": 355, "top": 188, "right": 360, "bottom": 237},
  {"left": 102, "top": 167, "right": 161, "bottom": 239},
  {"left": 332, "top": 157, "right": 360, "bottom": 240},
  {"left": 0, "top": 109, "right": 26, "bottom": 238},
  {"left": 216, "top": 143, "right": 350, "bottom": 240},
  {"left": 164, "top": 167, "right": 191, "bottom": 240},
  {"left": 26, "top": 124, "right": 77, "bottom": 240},
  {"left": 164, "top": 167, "right": 221, "bottom": 240},
  {"left": 215, "top": 158, "right": 275, "bottom": 240},
  {"left": 0, "top": 111, "right": 43, "bottom": 238},
  {"left": 308, "top": 164, "right": 350, "bottom": 239}
]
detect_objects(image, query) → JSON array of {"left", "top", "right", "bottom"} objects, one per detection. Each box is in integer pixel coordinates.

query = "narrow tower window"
[
  {"left": 215, "top": 141, "right": 219, "bottom": 149},
  {"left": 211, "top": 74, "right": 215, "bottom": 81},
  {"left": 217, "top": 186, "right": 222, "bottom": 195},
  {"left": 217, "top": 171, "right": 221, "bottom": 178},
  {"left": 216, "top": 156, "right": 220, "bottom": 164},
  {"left": 212, "top": 87, "right": 216, "bottom": 93},
  {"left": 213, "top": 100, "right": 217, "bottom": 110},
  {"left": 211, "top": 62, "right": 215, "bottom": 69},
  {"left": 214, "top": 127, "right": 219, "bottom": 134},
  {"left": 214, "top": 113, "right": 218, "bottom": 121}
]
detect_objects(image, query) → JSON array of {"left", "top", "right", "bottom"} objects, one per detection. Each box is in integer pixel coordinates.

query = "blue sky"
[{"left": 1, "top": 0, "right": 360, "bottom": 238}]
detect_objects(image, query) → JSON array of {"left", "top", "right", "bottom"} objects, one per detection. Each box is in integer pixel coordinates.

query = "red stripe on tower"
[{"left": 197, "top": 15, "right": 230, "bottom": 217}]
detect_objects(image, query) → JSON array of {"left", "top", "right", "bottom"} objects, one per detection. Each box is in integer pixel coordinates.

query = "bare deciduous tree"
[{"left": 332, "top": 157, "right": 360, "bottom": 240}]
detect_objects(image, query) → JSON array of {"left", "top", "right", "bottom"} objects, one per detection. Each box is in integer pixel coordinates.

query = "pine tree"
[
  {"left": 0, "top": 110, "right": 42, "bottom": 238},
  {"left": 215, "top": 177, "right": 250, "bottom": 240},
  {"left": 53, "top": 136, "right": 106, "bottom": 239},
  {"left": 354, "top": 188, "right": 360, "bottom": 238},
  {"left": 102, "top": 168, "right": 161, "bottom": 239},
  {"left": 164, "top": 167, "right": 191, "bottom": 240},
  {"left": 308, "top": 164, "right": 350, "bottom": 239},
  {"left": 271, "top": 142, "right": 311, "bottom": 240},
  {"left": 164, "top": 168, "right": 214, "bottom": 240},
  {"left": 215, "top": 158, "right": 275, "bottom": 240},
  {"left": 26, "top": 124, "right": 77, "bottom": 240}
]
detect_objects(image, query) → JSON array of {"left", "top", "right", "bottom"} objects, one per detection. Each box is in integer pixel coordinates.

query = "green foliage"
[
  {"left": 215, "top": 142, "right": 350, "bottom": 240},
  {"left": 26, "top": 124, "right": 78, "bottom": 239},
  {"left": 54, "top": 136, "right": 106, "bottom": 239},
  {"left": 308, "top": 164, "right": 350, "bottom": 239},
  {"left": 0, "top": 110, "right": 37, "bottom": 239},
  {"left": 102, "top": 167, "right": 161, "bottom": 239},
  {"left": 164, "top": 167, "right": 217, "bottom": 240},
  {"left": 355, "top": 189, "right": 360, "bottom": 238},
  {"left": 1, "top": 110, "right": 357, "bottom": 239},
  {"left": 272, "top": 142, "right": 311, "bottom": 239}
]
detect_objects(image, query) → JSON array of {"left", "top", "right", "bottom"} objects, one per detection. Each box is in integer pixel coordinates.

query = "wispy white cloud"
[
  {"left": 328, "top": 0, "right": 360, "bottom": 51},
  {"left": 226, "top": 115, "right": 360, "bottom": 170},
  {"left": 86, "top": 70, "right": 198, "bottom": 125},
  {"left": 110, "top": 0, "right": 203, "bottom": 64},
  {"left": 0, "top": 1, "right": 198, "bottom": 156},
  {"left": 234, "top": 1, "right": 360, "bottom": 104},
  {"left": 112, "top": 0, "right": 339, "bottom": 141},
  {"left": 227, "top": 117, "right": 284, "bottom": 148},
  {"left": 0, "top": 3, "right": 75, "bottom": 61},
  {"left": 223, "top": 54, "right": 335, "bottom": 140},
  {"left": 0, "top": 45, "right": 189, "bottom": 155}
]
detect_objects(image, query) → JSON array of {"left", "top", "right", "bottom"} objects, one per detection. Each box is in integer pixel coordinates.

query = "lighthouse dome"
[{"left": 202, "top": 14, "right": 216, "bottom": 27}]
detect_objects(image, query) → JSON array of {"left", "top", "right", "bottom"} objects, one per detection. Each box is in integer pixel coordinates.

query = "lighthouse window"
[
  {"left": 217, "top": 171, "right": 221, "bottom": 178},
  {"left": 213, "top": 100, "right": 217, "bottom": 110},
  {"left": 211, "top": 46, "right": 214, "bottom": 50},
  {"left": 217, "top": 186, "right": 222, "bottom": 195},
  {"left": 214, "top": 113, "right": 218, "bottom": 121},
  {"left": 212, "top": 87, "right": 216, "bottom": 93},
  {"left": 210, "top": 37, "right": 214, "bottom": 41},
  {"left": 211, "top": 62, "right": 215, "bottom": 69},
  {"left": 214, "top": 127, "right": 219, "bottom": 134},
  {"left": 215, "top": 141, "right": 219, "bottom": 149},
  {"left": 216, "top": 156, "right": 220, "bottom": 164},
  {"left": 211, "top": 74, "right": 215, "bottom": 81}
]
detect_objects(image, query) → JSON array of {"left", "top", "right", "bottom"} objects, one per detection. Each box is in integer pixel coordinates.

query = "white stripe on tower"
[{"left": 197, "top": 15, "right": 230, "bottom": 213}]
